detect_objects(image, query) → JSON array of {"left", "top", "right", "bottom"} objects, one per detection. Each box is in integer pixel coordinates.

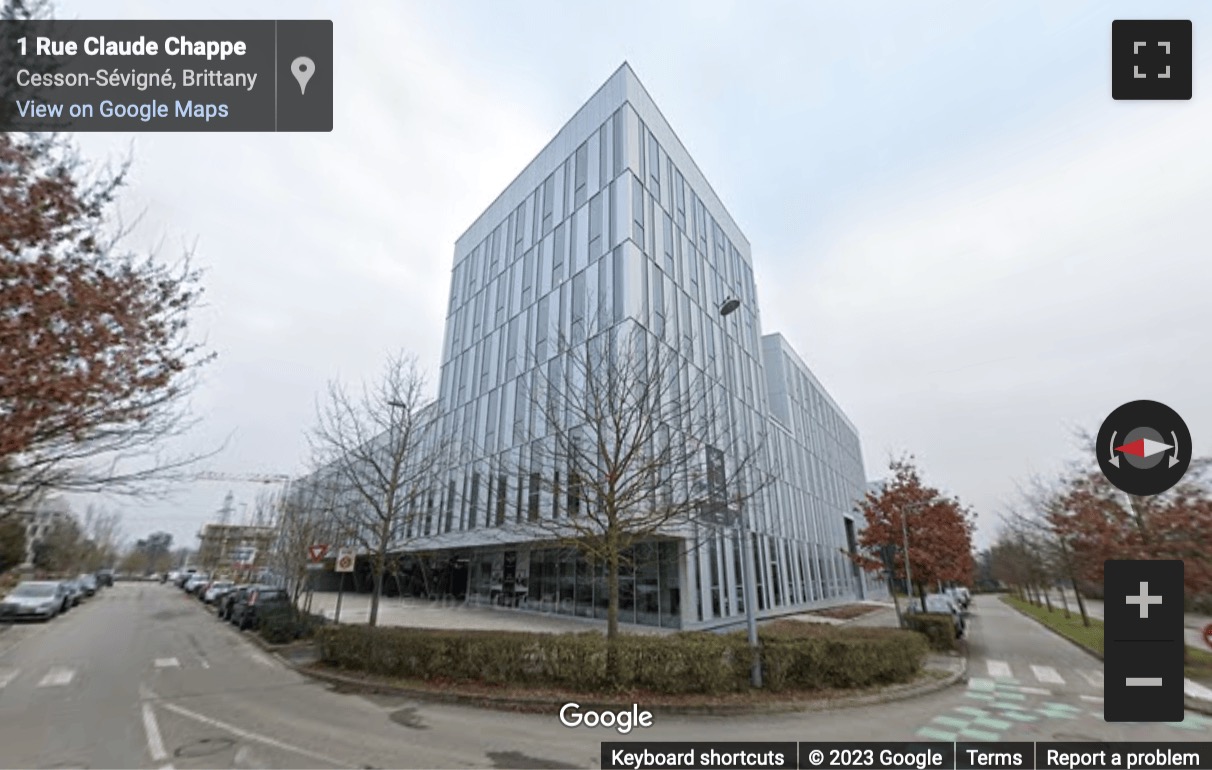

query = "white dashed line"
[
  {"left": 1017, "top": 685, "right": 1052, "bottom": 695},
  {"left": 1078, "top": 669, "right": 1104, "bottom": 688},
  {"left": 986, "top": 660, "right": 1013, "bottom": 679},
  {"left": 1031, "top": 664, "right": 1066, "bottom": 685},
  {"left": 37, "top": 666, "right": 75, "bottom": 687},
  {"left": 1081, "top": 694, "right": 1105, "bottom": 703},
  {"left": 154, "top": 657, "right": 180, "bottom": 669}
]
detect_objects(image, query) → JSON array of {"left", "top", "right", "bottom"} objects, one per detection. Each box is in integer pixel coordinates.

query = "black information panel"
[
  {"left": 598, "top": 742, "right": 1212, "bottom": 770},
  {"left": 1104, "top": 559, "right": 1185, "bottom": 722},
  {"left": 0, "top": 19, "right": 332, "bottom": 131}
]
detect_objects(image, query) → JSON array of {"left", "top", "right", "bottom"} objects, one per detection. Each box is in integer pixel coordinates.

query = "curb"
[
  {"left": 282, "top": 652, "right": 967, "bottom": 717},
  {"left": 999, "top": 597, "right": 1212, "bottom": 717}
]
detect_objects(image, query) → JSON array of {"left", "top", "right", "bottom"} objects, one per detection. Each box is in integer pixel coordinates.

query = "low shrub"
[
  {"left": 903, "top": 613, "right": 957, "bottom": 651},
  {"left": 316, "top": 621, "right": 928, "bottom": 694}
]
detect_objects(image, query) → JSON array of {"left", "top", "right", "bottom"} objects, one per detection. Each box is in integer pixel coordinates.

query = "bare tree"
[
  {"left": 274, "top": 474, "right": 339, "bottom": 606},
  {"left": 309, "top": 352, "right": 449, "bottom": 627},
  {"left": 79, "top": 503, "right": 123, "bottom": 571},
  {"left": 513, "top": 324, "right": 770, "bottom": 680}
]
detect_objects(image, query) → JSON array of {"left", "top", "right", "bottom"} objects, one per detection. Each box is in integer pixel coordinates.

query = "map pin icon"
[{"left": 291, "top": 56, "right": 315, "bottom": 95}]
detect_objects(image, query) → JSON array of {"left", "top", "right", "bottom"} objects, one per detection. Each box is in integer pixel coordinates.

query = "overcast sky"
[{"left": 58, "top": 0, "right": 1211, "bottom": 552}]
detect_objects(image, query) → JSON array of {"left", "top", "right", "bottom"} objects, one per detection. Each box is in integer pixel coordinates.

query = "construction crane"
[{"left": 194, "top": 471, "right": 292, "bottom": 484}]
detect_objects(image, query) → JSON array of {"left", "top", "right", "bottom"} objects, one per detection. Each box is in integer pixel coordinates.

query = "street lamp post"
[{"left": 719, "top": 297, "right": 761, "bottom": 688}]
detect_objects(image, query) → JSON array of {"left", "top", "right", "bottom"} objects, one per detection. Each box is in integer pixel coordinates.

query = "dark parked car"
[
  {"left": 0, "top": 581, "right": 70, "bottom": 620},
  {"left": 95, "top": 569, "right": 114, "bottom": 587},
  {"left": 76, "top": 573, "right": 98, "bottom": 597},
  {"left": 231, "top": 587, "right": 291, "bottom": 630},
  {"left": 219, "top": 584, "right": 262, "bottom": 622}
]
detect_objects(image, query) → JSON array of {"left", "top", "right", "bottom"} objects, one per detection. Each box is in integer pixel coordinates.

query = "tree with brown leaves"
[
  {"left": 0, "top": 130, "right": 212, "bottom": 512},
  {"left": 852, "top": 457, "right": 976, "bottom": 611}
]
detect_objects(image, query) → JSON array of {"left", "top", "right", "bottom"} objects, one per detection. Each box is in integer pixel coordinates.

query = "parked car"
[
  {"left": 203, "top": 581, "right": 235, "bottom": 604},
  {"left": 183, "top": 573, "right": 210, "bottom": 594},
  {"left": 76, "top": 573, "right": 98, "bottom": 597},
  {"left": 95, "top": 569, "right": 115, "bottom": 588},
  {"left": 918, "top": 592, "right": 966, "bottom": 638},
  {"left": 60, "top": 579, "right": 83, "bottom": 607},
  {"left": 231, "top": 586, "right": 291, "bottom": 631},
  {"left": 0, "top": 581, "right": 70, "bottom": 621},
  {"left": 945, "top": 586, "right": 971, "bottom": 610},
  {"left": 219, "top": 584, "right": 257, "bottom": 621},
  {"left": 174, "top": 569, "right": 198, "bottom": 588}
]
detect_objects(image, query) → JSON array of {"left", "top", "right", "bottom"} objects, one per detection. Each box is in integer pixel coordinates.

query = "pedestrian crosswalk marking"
[
  {"left": 1081, "top": 694, "right": 1104, "bottom": 703},
  {"left": 1078, "top": 669, "right": 1104, "bottom": 687},
  {"left": 1031, "top": 665, "right": 1065, "bottom": 685},
  {"left": 1017, "top": 685, "right": 1051, "bottom": 695},
  {"left": 154, "top": 658, "right": 180, "bottom": 668},
  {"left": 987, "top": 660, "right": 1013, "bottom": 678},
  {"left": 0, "top": 668, "right": 18, "bottom": 689},
  {"left": 37, "top": 667, "right": 74, "bottom": 687}
]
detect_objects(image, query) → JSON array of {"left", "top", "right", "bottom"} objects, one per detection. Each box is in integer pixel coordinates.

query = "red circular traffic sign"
[{"left": 1204, "top": 623, "right": 1212, "bottom": 650}]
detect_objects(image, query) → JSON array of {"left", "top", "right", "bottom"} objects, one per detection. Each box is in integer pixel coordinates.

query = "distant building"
[
  {"left": 16, "top": 496, "right": 73, "bottom": 568},
  {"left": 195, "top": 523, "right": 275, "bottom": 575}
]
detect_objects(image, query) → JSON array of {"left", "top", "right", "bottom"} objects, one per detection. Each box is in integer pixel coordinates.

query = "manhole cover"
[
  {"left": 175, "top": 737, "right": 236, "bottom": 758},
  {"left": 485, "top": 750, "right": 577, "bottom": 769},
  {"left": 389, "top": 706, "right": 428, "bottom": 729}
]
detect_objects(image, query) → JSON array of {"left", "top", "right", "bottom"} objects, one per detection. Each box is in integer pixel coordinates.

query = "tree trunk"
[
  {"left": 1071, "top": 576, "right": 1090, "bottom": 627},
  {"left": 605, "top": 549, "right": 621, "bottom": 686},
  {"left": 1059, "top": 583, "right": 1071, "bottom": 619},
  {"left": 917, "top": 582, "right": 927, "bottom": 613},
  {"left": 1043, "top": 587, "right": 1053, "bottom": 613}
]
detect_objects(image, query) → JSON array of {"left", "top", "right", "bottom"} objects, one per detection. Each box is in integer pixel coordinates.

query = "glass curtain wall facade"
[{"left": 290, "top": 63, "right": 870, "bottom": 630}]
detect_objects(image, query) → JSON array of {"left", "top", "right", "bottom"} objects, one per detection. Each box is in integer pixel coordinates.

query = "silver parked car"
[{"left": 0, "top": 581, "right": 70, "bottom": 621}]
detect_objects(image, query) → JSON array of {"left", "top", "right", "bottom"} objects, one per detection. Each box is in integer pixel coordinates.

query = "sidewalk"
[{"left": 303, "top": 591, "right": 676, "bottom": 635}]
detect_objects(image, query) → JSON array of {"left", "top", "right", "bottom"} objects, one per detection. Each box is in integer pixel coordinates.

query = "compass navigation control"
[{"left": 1097, "top": 400, "right": 1191, "bottom": 496}]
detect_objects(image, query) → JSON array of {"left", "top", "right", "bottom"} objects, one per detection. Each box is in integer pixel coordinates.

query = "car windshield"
[{"left": 10, "top": 584, "right": 55, "bottom": 598}]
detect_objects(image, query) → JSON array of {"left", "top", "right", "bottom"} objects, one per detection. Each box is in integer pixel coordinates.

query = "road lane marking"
[
  {"left": 142, "top": 702, "right": 168, "bottom": 762},
  {"left": 200, "top": 660, "right": 210, "bottom": 669},
  {"left": 37, "top": 667, "right": 75, "bottom": 687},
  {"left": 247, "top": 650, "right": 277, "bottom": 668},
  {"left": 154, "top": 657, "right": 180, "bottom": 668},
  {"left": 160, "top": 701, "right": 345, "bottom": 766},
  {"left": 986, "top": 660, "right": 1012, "bottom": 679},
  {"left": 1017, "top": 685, "right": 1051, "bottom": 695},
  {"left": 1078, "top": 669, "right": 1104, "bottom": 687},
  {"left": 1031, "top": 665, "right": 1065, "bottom": 685},
  {"left": 0, "top": 668, "right": 18, "bottom": 689},
  {"left": 1081, "top": 694, "right": 1105, "bottom": 703}
]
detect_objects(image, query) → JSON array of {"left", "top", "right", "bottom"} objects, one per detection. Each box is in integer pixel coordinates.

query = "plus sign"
[{"left": 1126, "top": 581, "right": 1163, "bottom": 619}]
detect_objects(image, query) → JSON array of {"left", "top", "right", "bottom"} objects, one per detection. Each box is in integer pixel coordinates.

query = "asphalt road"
[{"left": 0, "top": 585, "right": 1207, "bottom": 769}]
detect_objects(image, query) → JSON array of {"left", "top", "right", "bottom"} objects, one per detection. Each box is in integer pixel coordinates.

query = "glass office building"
[{"left": 292, "top": 64, "right": 870, "bottom": 630}]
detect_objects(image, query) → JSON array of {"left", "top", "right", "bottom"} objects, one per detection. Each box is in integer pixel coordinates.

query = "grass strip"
[{"left": 1001, "top": 595, "right": 1212, "bottom": 681}]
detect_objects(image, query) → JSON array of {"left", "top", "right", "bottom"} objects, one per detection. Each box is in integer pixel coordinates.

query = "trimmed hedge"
[
  {"left": 903, "top": 613, "right": 957, "bottom": 651},
  {"left": 258, "top": 606, "right": 329, "bottom": 644},
  {"left": 316, "top": 620, "right": 928, "bottom": 693}
]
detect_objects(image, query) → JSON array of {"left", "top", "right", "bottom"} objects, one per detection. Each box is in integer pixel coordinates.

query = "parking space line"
[
  {"left": 160, "top": 701, "right": 345, "bottom": 766},
  {"left": 141, "top": 702, "right": 168, "bottom": 762}
]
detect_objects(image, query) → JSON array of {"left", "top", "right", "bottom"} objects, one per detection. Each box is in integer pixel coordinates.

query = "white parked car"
[
  {"left": 203, "top": 581, "right": 235, "bottom": 604},
  {"left": 182, "top": 573, "right": 210, "bottom": 593}
]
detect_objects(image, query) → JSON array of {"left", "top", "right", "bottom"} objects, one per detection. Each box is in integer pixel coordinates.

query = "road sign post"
[{"left": 334, "top": 547, "right": 355, "bottom": 624}]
